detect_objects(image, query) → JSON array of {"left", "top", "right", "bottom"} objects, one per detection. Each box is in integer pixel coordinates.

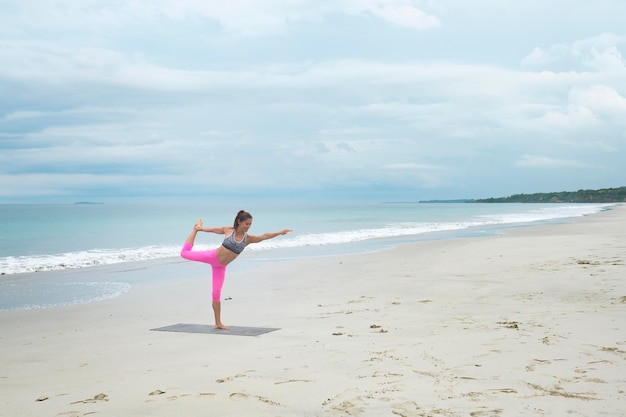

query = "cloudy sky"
[{"left": 1, "top": 1, "right": 625, "bottom": 203}]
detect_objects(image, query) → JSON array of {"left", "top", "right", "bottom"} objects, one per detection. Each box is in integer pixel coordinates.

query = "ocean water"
[{"left": 0, "top": 202, "right": 614, "bottom": 310}]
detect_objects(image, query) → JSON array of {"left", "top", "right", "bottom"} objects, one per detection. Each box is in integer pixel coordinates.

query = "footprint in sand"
[
  {"left": 70, "top": 393, "right": 108, "bottom": 404},
  {"left": 369, "top": 324, "right": 388, "bottom": 333},
  {"left": 391, "top": 400, "right": 420, "bottom": 416},
  {"left": 229, "top": 392, "right": 282, "bottom": 406},
  {"left": 274, "top": 379, "right": 313, "bottom": 385},
  {"left": 485, "top": 388, "right": 517, "bottom": 394},
  {"left": 599, "top": 346, "right": 626, "bottom": 357},
  {"left": 525, "top": 358, "right": 551, "bottom": 372},
  {"left": 496, "top": 321, "right": 519, "bottom": 330},
  {"left": 216, "top": 370, "right": 255, "bottom": 383},
  {"left": 470, "top": 409, "right": 503, "bottom": 416},
  {"left": 526, "top": 383, "right": 598, "bottom": 400},
  {"left": 322, "top": 388, "right": 366, "bottom": 415}
]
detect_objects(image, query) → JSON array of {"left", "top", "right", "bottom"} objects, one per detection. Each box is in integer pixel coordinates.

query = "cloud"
[
  {"left": 570, "top": 85, "right": 626, "bottom": 120},
  {"left": 358, "top": 1, "right": 440, "bottom": 30},
  {"left": 159, "top": 0, "right": 441, "bottom": 35},
  {"left": 515, "top": 155, "right": 589, "bottom": 169},
  {"left": 519, "top": 84, "right": 626, "bottom": 138},
  {"left": 382, "top": 162, "right": 441, "bottom": 171},
  {"left": 521, "top": 33, "right": 626, "bottom": 71},
  {"left": 1, "top": 0, "right": 440, "bottom": 37},
  {"left": 336, "top": 142, "right": 355, "bottom": 152},
  {"left": 1, "top": 1, "right": 625, "bottom": 201},
  {"left": 521, "top": 48, "right": 552, "bottom": 69}
]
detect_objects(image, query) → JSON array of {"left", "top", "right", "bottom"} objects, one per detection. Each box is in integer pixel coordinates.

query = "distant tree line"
[{"left": 475, "top": 186, "right": 626, "bottom": 203}]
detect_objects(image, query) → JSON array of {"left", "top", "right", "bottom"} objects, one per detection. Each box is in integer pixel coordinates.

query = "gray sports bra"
[{"left": 222, "top": 230, "right": 247, "bottom": 254}]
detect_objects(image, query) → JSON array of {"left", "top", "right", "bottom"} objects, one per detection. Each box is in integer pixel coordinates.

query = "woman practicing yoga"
[{"left": 180, "top": 210, "right": 292, "bottom": 330}]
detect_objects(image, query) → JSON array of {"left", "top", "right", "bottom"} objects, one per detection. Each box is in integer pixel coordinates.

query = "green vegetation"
[{"left": 475, "top": 186, "right": 626, "bottom": 203}]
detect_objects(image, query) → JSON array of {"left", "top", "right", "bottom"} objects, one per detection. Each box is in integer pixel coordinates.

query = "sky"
[{"left": 1, "top": 0, "right": 625, "bottom": 203}]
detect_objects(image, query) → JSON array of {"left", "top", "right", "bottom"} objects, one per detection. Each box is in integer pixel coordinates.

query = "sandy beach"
[{"left": 1, "top": 205, "right": 625, "bottom": 417}]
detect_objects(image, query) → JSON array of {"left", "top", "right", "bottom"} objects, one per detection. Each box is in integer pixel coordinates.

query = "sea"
[{"left": 0, "top": 201, "right": 616, "bottom": 311}]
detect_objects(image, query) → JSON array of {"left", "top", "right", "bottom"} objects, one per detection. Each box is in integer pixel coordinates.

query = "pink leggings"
[{"left": 180, "top": 242, "right": 226, "bottom": 302}]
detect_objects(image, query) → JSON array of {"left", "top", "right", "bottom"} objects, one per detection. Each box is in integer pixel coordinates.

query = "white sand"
[{"left": 1, "top": 205, "right": 625, "bottom": 417}]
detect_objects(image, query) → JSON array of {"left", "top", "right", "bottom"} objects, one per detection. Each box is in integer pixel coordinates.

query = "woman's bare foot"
[
  {"left": 215, "top": 323, "right": 230, "bottom": 330},
  {"left": 194, "top": 218, "right": 203, "bottom": 231}
]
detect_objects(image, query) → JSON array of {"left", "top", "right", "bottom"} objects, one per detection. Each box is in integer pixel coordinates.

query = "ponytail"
[{"left": 233, "top": 210, "right": 253, "bottom": 229}]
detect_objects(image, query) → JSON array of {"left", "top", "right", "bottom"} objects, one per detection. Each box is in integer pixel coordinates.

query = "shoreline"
[{"left": 1, "top": 205, "right": 624, "bottom": 416}]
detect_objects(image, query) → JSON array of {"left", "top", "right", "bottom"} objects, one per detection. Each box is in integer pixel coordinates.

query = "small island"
[
  {"left": 419, "top": 186, "right": 626, "bottom": 204},
  {"left": 74, "top": 202, "right": 104, "bottom": 205},
  {"left": 475, "top": 186, "right": 626, "bottom": 203}
]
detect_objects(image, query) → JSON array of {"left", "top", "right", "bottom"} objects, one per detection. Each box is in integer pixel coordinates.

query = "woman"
[{"left": 180, "top": 210, "right": 292, "bottom": 330}]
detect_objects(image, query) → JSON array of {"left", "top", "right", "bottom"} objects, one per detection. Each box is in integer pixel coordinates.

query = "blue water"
[{"left": 0, "top": 202, "right": 614, "bottom": 310}]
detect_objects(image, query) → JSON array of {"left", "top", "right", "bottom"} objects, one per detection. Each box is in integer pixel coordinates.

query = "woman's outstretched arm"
[
  {"left": 200, "top": 226, "right": 231, "bottom": 234},
  {"left": 247, "top": 229, "right": 292, "bottom": 244},
  {"left": 194, "top": 219, "right": 231, "bottom": 235}
]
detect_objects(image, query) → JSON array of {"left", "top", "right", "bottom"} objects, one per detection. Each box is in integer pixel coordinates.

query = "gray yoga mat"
[{"left": 150, "top": 323, "right": 280, "bottom": 337}]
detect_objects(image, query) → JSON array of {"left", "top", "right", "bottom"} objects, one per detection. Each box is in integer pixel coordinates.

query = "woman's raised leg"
[
  {"left": 181, "top": 220, "right": 211, "bottom": 261},
  {"left": 185, "top": 219, "right": 203, "bottom": 245},
  {"left": 180, "top": 219, "right": 229, "bottom": 330}
]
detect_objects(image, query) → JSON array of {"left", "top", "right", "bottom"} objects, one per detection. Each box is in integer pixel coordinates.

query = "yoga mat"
[{"left": 150, "top": 323, "right": 280, "bottom": 337}]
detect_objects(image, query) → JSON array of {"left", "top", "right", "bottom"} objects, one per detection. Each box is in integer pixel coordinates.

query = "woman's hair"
[{"left": 233, "top": 210, "right": 253, "bottom": 229}]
